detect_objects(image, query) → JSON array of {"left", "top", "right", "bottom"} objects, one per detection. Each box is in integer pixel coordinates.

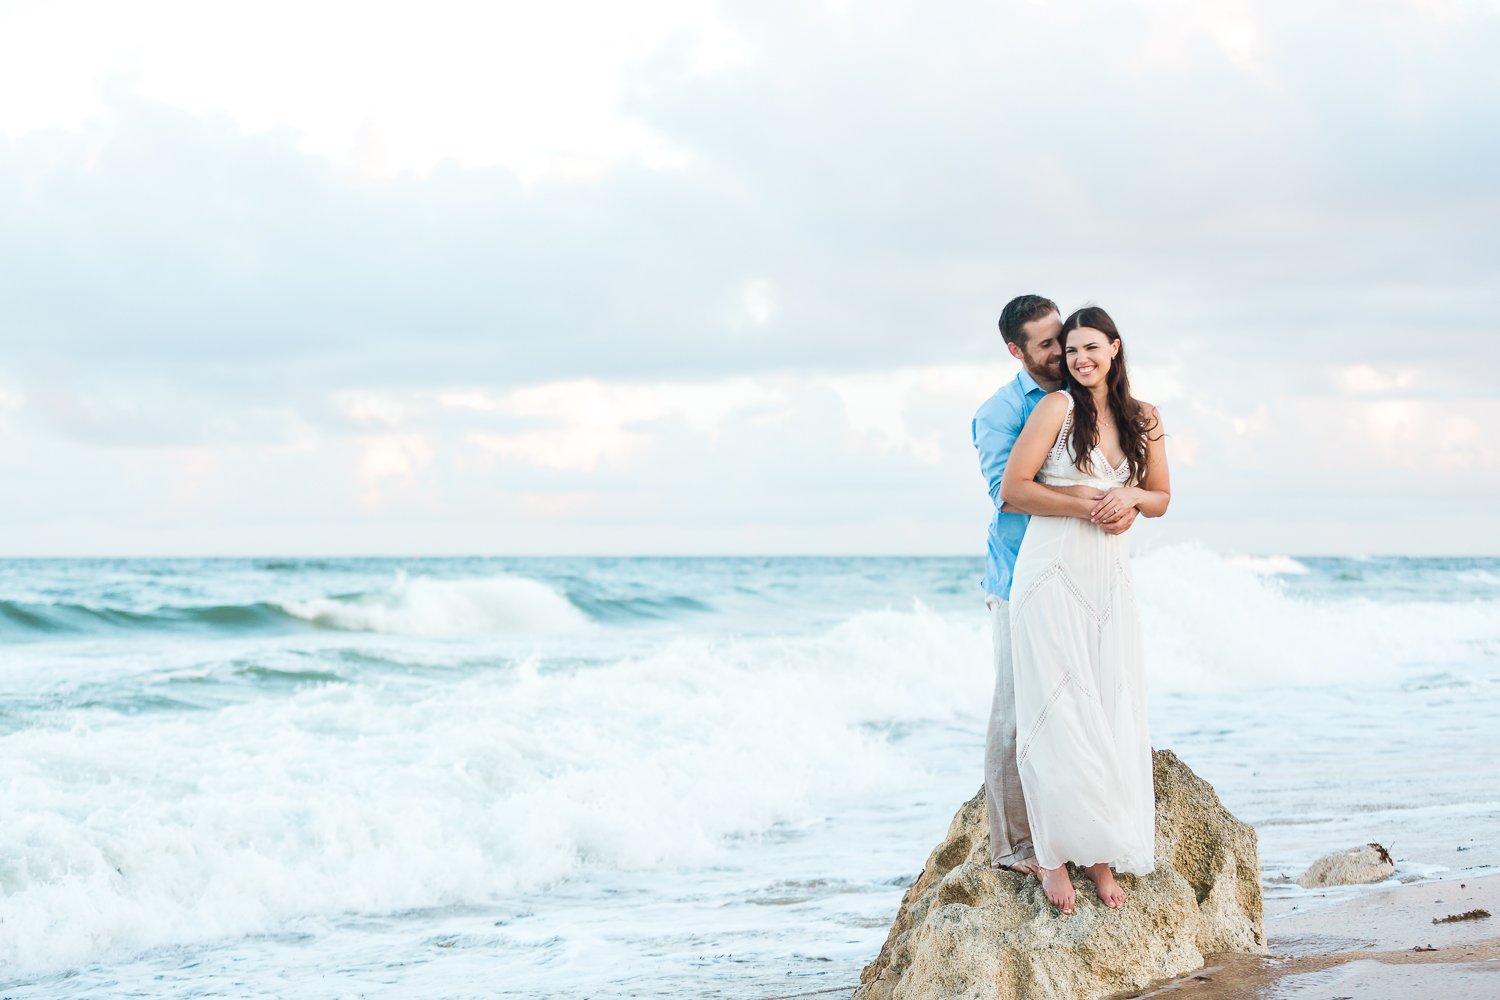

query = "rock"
[
  {"left": 854, "top": 749, "right": 1266, "bottom": 1000},
  {"left": 1296, "top": 843, "right": 1395, "bottom": 888}
]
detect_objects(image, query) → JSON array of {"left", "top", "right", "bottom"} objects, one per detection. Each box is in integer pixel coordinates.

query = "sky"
[{"left": 1, "top": 0, "right": 1497, "bottom": 556}]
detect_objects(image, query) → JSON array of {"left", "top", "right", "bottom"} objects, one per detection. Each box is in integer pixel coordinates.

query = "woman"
[{"left": 998, "top": 305, "right": 1170, "bottom": 915}]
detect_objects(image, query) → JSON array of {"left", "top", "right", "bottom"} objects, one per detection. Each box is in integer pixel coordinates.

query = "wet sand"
[
  {"left": 775, "top": 873, "right": 1500, "bottom": 999},
  {"left": 1141, "top": 872, "right": 1500, "bottom": 998}
]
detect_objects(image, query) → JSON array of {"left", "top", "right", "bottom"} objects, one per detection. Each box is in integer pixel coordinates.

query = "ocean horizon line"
[{"left": 2, "top": 550, "right": 1499, "bottom": 561}]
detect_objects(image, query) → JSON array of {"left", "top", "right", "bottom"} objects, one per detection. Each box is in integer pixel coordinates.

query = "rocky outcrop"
[
  {"left": 1296, "top": 843, "right": 1394, "bottom": 888},
  {"left": 854, "top": 749, "right": 1265, "bottom": 1000}
]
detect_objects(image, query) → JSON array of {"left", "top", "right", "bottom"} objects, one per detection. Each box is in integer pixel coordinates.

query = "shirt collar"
[{"left": 1016, "top": 368, "right": 1045, "bottom": 397}]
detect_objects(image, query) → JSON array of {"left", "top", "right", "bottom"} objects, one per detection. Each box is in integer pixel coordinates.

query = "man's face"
[{"left": 1010, "top": 312, "right": 1063, "bottom": 384}]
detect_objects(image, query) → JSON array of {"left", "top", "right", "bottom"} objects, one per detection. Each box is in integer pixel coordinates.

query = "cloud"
[
  {"left": 0, "top": 2, "right": 1492, "bottom": 394},
  {"left": 1337, "top": 364, "right": 1422, "bottom": 395},
  {"left": 358, "top": 432, "right": 435, "bottom": 508},
  {"left": 0, "top": 0, "right": 742, "bottom": 179},
  {"left": 0, "top": 0, "right": 1496, "bottom": 554},
  {"left": 451, "top": 376, "right": 785, "bottom": 471}
]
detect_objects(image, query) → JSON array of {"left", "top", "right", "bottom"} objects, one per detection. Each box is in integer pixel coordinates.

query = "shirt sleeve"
[{"left": 972, "top": 393, "right": 1025, "bottom": 510}]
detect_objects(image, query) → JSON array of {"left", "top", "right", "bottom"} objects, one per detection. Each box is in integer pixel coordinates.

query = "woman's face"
[{"left": 1066, "top": 327, "right": 1118, "bottom": 389}]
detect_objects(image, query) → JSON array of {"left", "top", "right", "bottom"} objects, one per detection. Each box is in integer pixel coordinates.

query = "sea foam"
[
  {"left": 1136, "top": 543, "right": 1497, "bottom": 692},
  {"left": 0, "top": 601, "right": 981, "bottom": 977}
]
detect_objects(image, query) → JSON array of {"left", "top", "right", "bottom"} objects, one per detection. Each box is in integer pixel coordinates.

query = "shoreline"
[
  {"left": 773, "top": 871, "right": 1500, "bottom": 1000},
  {"left": 1149, "top": 870, "right": 1500, "bottom": 998}
]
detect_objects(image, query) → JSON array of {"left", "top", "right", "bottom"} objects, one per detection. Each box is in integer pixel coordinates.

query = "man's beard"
[{"left": 1030, "top": 359, "right": 1062, "bottom": 383}]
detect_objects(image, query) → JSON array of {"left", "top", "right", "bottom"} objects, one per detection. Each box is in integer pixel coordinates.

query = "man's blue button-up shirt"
[{"left": 972, "top": 368, "right": 1048, "bottom": 599}]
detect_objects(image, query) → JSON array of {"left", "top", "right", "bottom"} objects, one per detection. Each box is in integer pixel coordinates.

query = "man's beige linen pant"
[{"left": 984, "top": 593, "right": 1036, "bottom": 868}]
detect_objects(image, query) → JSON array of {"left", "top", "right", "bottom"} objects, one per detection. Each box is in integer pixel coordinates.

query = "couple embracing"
[{"left": 971, "top": 295, "right": 1172, "bottom": 916}]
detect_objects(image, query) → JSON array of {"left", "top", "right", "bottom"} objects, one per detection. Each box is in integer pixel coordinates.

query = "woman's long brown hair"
[{"left": 1059, "top": 306, "right": 1155, "bottom": 485}]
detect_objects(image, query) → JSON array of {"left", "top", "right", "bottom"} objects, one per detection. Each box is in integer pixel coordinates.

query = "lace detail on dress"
[
  {"left": 1016, "top": 676, "right": 1070, "bottom": 767},
  {"left": 1049, "top": 396, "right": 1075, "bottom": 461},
  {"left": 1042, "top": 392, "right": 1132, "bottom": 486},
  {"left": 1013, "top": 562, "right": 1111, "bottom": 631}
]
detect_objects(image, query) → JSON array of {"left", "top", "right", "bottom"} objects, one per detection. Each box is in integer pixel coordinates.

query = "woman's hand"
[{"left": 1091, "top": 487, "right": 1140, "bottom": 525}]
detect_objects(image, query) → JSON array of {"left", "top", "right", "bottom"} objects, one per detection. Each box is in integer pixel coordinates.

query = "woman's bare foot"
[
  {"left": 1037, "top": 864, "right": 1075, "bottom": 914},
  {"left": 1083, "top": 862, "right": 1126, "bottom": 907}
]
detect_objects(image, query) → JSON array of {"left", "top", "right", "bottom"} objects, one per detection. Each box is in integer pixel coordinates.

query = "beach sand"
[
  {"left": 1140, "top": 872, "right": 1500, "bottom": 998},
  {"left": 774, "top": 873, "right": 1500, "bottom": 999}
]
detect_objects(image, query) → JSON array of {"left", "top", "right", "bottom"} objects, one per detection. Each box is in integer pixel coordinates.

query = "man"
[{"left": 971, "top": 294, "right": 1137, "bottom": 875}]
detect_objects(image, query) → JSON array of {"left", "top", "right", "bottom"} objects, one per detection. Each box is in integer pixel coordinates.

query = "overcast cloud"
[{"left": 1, "top": 0, "right": 1496, "bottom": 555}]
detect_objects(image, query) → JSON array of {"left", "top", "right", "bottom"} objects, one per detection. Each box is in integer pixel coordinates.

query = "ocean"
[{"left": 2, "top": 549, "right": 1497, "bottom": 998}]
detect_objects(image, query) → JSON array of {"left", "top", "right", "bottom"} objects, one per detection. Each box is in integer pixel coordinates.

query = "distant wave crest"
[
  {"left": 1228, "top": 554, "right": 1311, "bottom": 576},
  {"left": 0, "top": 573, "right": 596, "bottom": 638},
  {"left": 0, "top": 598, "right": 295, "bottom": 636},
  {"left": 279, "top": 572, "right": 592, "bottom": 637}
]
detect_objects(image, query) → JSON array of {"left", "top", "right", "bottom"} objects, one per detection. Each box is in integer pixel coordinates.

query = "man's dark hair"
[{"left": 998, "top": 295, "right": 1059, "bottom": 349}]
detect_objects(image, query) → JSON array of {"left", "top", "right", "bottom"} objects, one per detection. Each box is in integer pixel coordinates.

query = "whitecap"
[
  {"left": 1228, "top": 554, "right": 1311, "bottom": 576},
  {"left": 279, "top": 572, "right": 591, "bottom": 637}
]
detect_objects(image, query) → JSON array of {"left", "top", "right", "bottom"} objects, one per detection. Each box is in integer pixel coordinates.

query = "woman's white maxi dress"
[{"left": 1009, "top": 392, "right": 1156, "bottom": 875}]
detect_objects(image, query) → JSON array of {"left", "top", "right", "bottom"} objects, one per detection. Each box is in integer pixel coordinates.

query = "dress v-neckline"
[
  {"left": 1094, "top": 444, "right": 1129, "bottom": 477},
  {"left": 1059, "top": 393, "right": 1128, "bottom": 477}
]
